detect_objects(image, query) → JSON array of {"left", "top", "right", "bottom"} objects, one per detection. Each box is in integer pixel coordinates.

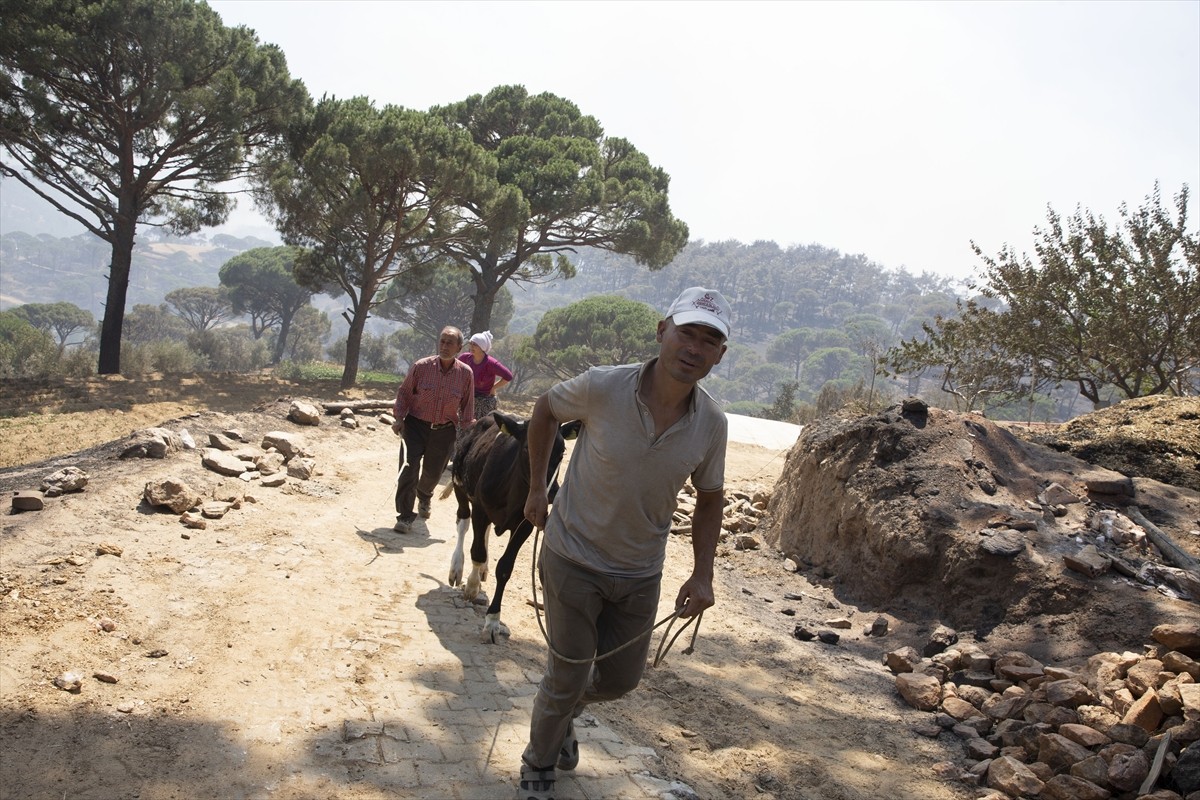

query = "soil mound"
[
  {"left": 1022, "top": 395, "right": 1200, "bottom": 492},
  {"left": 763, "top": 400, "right": 1200, "bottom": 662}
]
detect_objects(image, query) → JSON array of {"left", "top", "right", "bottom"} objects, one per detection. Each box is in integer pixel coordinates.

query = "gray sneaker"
[
  {"left": 394, "top": 514, "right": 415, "bottom": 533},
  {"left": 518, "top": 762, "right": 555, "bottom": 800},
  {"left": 418, "top": 498, "right": 431, "bottom": 519}
]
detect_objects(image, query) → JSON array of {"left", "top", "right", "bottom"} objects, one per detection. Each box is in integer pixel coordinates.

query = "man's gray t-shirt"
[{"left": 543, "top": 359, "right": 727, "bottom": 578}]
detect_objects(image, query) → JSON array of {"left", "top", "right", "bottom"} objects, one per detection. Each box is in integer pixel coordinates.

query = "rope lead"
[{"left": 529, "top": 525, "right": 703, "bottom": 668}]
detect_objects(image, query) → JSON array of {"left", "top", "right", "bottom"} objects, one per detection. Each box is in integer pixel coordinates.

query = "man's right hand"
[
  {"left": 524, "top": 489, "right": 549, "bottom": 530},
  {"left": 391, "top": 419, "right": 403, "bottom": 436}
]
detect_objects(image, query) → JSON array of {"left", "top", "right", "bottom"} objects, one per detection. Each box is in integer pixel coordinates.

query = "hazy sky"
[{"left": 10, "top": 1, "right": 1200, "bottom": 283}]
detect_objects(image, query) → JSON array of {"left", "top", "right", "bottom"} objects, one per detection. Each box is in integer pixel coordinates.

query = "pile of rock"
[
  {"left": 672, "top": 482, "right": 771, "bottom": 551},
  {"left": 889, "top": 623, "right": 1200, "bottom": 798}
]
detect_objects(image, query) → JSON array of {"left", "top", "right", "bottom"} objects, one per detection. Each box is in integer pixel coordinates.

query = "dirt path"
[{"left": 0, "top": 396, "right": 974, "bottom": 800}]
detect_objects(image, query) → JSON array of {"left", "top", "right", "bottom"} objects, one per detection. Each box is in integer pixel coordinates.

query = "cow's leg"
[
  {"left": 463, "top": 507, "right": 491, "bottom": 602},
  {"left": 448, "top": 517, "right": 469, "bottom": 587},
  {"left": 447, "top": 485, "right": 473, "bottom": 587},
  {"left": 482, "top": 520, "right": 534, "bottom": 644}
]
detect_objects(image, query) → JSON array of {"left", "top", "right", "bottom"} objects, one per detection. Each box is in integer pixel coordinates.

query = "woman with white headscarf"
[{"left": 458, "top": 331, "right": 514, "bottom": 419}]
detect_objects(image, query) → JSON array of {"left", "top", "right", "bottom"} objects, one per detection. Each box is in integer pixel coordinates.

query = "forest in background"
[{"left": 2, "top": 225, "right": 1047, "bottom": 422}]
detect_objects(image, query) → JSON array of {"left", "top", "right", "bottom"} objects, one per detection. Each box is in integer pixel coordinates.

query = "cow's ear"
[
  {"left": 495, "top": 412, "right": 524, "bottom": 438},
  {"left": 560, "top": 420, "right": 582, "bottom": 441}
]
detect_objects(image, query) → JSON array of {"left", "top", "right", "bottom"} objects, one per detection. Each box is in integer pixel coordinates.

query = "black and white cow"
[{"left": 442, "top": 411, "right": 580, "bottom": 642}]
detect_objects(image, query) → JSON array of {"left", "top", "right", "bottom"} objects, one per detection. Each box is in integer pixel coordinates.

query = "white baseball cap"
[{"left": 666, "top": 287, "right": 731, "bottom": 338}]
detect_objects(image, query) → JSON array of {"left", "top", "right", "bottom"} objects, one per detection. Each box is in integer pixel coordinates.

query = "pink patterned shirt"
[{"left": 393, "top": 355, "right": 475, "bottom": 428}]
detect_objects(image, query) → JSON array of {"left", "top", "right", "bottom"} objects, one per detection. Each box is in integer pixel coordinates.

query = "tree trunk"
[
  {"left": 97, "top": 219, "right": 137, "bottom": 374},
  {"left": 470, "top": 287, "right": 497, "bottom": 336},
  {"left": 273, "top": 313, "right": 293, "bottom": 365},
  {"left": 340, "top": 300, "right": 369, "bottom": 389}
]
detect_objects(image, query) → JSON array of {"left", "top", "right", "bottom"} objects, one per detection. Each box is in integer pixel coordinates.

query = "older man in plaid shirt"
[{"left": 391, "top": 326, "right": 475, "bottom": 533}]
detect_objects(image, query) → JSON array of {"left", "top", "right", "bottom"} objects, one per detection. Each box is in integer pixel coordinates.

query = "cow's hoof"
[
  {"left": 483, "top": 616, "right": 510, "bottom": 643},
  {"left": 448, "top": 569, "right": 462, "bottom": 587}
]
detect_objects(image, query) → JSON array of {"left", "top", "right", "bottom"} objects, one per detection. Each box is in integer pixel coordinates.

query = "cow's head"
[{"left": 493, "top": 412, "right": 580, "bottom": 492}]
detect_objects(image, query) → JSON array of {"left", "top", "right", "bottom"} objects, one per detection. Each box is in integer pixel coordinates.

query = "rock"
[
  {"left": 1045, "top": 679, "right": 1097, "bottom": 708},
  {"left": 201, "top": 448, "right": 251, "bottom": 477},
  {"left": 288, "top": 400, "right": 321, "bottom": 426},
  {"left": 40, "top": 466, "right": 89, "bottom": 494},
  {"left": 884, "top": 647, "right": 922, "bottom": 673},
  {"left": 96, "top": 543, "right": 122, "bottom": 557},
  {"left": 1123, "top": 688, "right": 1164, "bottom": 732},
  {"left": 980, "top": 528, "right": 1026, "bottom": 557},
  {"left": 200, "top": 500, "right": 233, "bottom": 519},
  {"left": 824, "top": 617, "right": 853, "bottom": 629},
  {"left": 1163, "top": 651, "right": 1200, "bottom": 681},
  {"left": 987, "top": 755, "right": 1045, "bottom": 798},
  {"left": 1126, "top": 658, "right": 1165, "bottom": 696},
  {"left": 206, "top": 432, "right": 240, "bottom": 450},
  {"left": 261, "top": 431, "right": 307, "bottom": 459},
  {"left": 1173, "top": 741, "right": 1200, "bottom": 794},
  {"left": 1083, "top": 470, "right": 1135, "bottom": 497},
  {"left": 143, "top": 479, "right": 202, "bottom": 514},
  {"left": 1059, "top": 723, "right": 1111, "bottom": 748},
  {"left": 924, "top": 625, "right": 959, "bottom": 657},
  {"left": 816, "top": 630, "right": 840, "bottom": 645},
  {"left": 901, "top": 396, "right": 928, "bottom": 414},
  {"left": 180, "top": 511, "right": 207, "bottom": 529},
  {"left": 11, "top": 490, "right": 45, "bottom": 511},
  {"left": 53, "top": 671, "right": 82, "bottom": 692},
  {"left": 1039, "top": 774, "right": 1112, "bottom": 800},
  {"left": 287, "top": 457, "right": 316, "bottom": 480},
  {"left": 96, "top": 617, "right": 116, "bottom": 632},
  {"left": 1040, "top": 482, "right": 1082, "bottom": 505},
  {"left": 1154, "top": 624, "right": 1200, "bottom": 657},
  {"left": 260, "top": 473, "right": 287, "bottom": 488},
  {"left": 340, "top": 416, "right": 357, "bottom": 429},
  {"left": 1037, "top": 732, "right": 1094, "bottom": 772},
  {"left": 896, "top": 672, "right": 942, "bottom": 711},
  {"left": 255, "top": 451, "right": 286, "bottom": 475},
  {"left": 1107, "top": 747, "right": 1150, "bottom": 792},
  {"left": 92, "top": 671, "right": 119, "bottom": 684},
  {"left": 734, "top": 534, "right": 760, "bottom": 550},
  {"left": 119, "top": 427, "right": 184, "bottom": 459},
  {"left": 870, "top": 616, "right": 889, "bottom": 636},
  {"left": 1065, "top": 545, "right": 1111, "bottom": 578}
]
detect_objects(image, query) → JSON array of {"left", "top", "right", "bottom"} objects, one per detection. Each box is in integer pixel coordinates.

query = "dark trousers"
[{"left": 394, "top": 415, "right": 457, "bottom": 519}]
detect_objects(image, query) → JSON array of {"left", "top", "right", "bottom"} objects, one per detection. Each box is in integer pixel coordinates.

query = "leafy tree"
[
  {"left": 218, "top": 246, "right": 314, "bottom": 363},
  {"left": 9, "top": 301, "right": 94, "bottom": 354},
  {"left": 280, "top": 305, "right": 329, "bottom": 363},
  {"left": 889, "top": 185, "right": 1199, "bottom": 406},
  {"left": 389, "top": 326, "right": 430, "bottom": 372},
  {"left": 977, "top": 184, "right": 1198, "bottom": 402},
  {"left": 490, "top": 332, "right": 536, "bottom": 393},
  {"left": 254, "top": 95, "right": 497, "bottom": 388},
  {"left": 0, "top": 309, "right": 57, "bottom": 376},
  {"left": 884, "top": 303, "right": 1029, "bottom": 411},
  {"left": 433, "top": 85, "right": 690, "bottom": 334},
  {"left": 742, "top": 363, "right": 791, "bottom": 403},
  {"left": 804, "top": 347, "right": 857, "bottom": 387},
  {"left": 165, "top": 286, "right": 234, "bottom": 333},
  {"left": 765, "top": 380, "right": 798, "bottom": 422},
  {"left": 0, "top": 0, "right": 309, "bottom": 374},
  {"left": 523, "top": 295, "right": 659, "bottom": 380},
  {"left": 123, "top": 303, "right": 188, "bottom": 345},
  {"left": 377, "top": 262, "right": 513, "bottom": 341}
]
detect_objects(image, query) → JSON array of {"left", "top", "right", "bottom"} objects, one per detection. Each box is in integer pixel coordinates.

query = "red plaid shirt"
[{"left": 393, "top": 355, "right": 475, "bottom": 428}]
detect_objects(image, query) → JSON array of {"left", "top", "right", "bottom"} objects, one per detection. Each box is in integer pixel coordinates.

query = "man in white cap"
[
  {"left": 457, "top": 330, "right": 514, "bottom": 420},
  {"left": 515, "top": 287, "right": 731, "bottom": 800}
]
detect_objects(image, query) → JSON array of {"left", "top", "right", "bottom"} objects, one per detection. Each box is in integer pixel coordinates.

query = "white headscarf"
[{"left": 469, "top": 331, "right": 493, "bottom": 354}]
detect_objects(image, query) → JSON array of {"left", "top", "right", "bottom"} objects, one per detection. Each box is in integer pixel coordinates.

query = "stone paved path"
[{"left": 327, "top": 486, "right": 690, "bottom": 800}]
